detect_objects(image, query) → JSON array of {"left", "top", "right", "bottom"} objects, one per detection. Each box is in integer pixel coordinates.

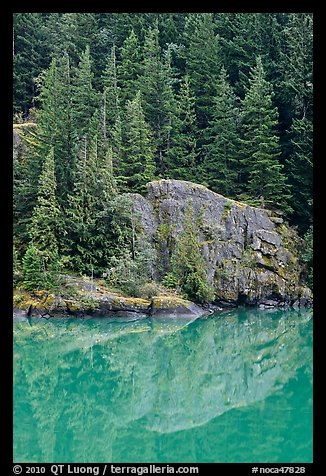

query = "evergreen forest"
[{"left": 13, "top": 13, "right": 313, "bottom": 300}]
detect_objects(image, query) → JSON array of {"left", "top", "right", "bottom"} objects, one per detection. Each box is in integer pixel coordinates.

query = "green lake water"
[{"left": 13, "top": 308, "right": 313, "bottom": 463}]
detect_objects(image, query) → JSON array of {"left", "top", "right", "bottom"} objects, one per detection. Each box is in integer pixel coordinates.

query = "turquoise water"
[{"left": 13, "top": 308, "right": 313, "bottom": 463}]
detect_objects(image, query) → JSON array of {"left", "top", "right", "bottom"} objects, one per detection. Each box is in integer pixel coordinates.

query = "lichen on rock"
[{"left": 129, "top": 179, "right": 312, "bottom": 307}]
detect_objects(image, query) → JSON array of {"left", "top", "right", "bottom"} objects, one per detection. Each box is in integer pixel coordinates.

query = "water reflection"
[{"left": 13, "top": 308, "right": 312, "bottom": 463}]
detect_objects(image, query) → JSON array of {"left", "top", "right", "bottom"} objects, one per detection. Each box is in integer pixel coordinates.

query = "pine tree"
[
  {"left": 13, "top": 13, "right": 49, "bottom": 114},
  {"left": 118, "top": 91, "right": 155, "bottom": 193},
  {"left": 72, "top": 45, "right": 98, "bottom": 139},
  {"left": 239, "top": 57, "right": 292, "bottom": 213},
  {"left": 282, "top": 13, "right": 313, "bottom": 233},
  {"left": 201, "top": 67, "right": 240, "bottom": 197},
  {"left": 29, "top": 147, "right": 61, "bottom": 257},
  {"left": 183, "top": 13, "right": 221, "bottom": 131},
  {"left": 118, "top": 29, "right": 143, "bottom": 104},
  {"left": 22, "top": 244, "right": 44, "bottom": 292},
  {"left": 65, "top": 134, "right": 98, "bottom": 274},
  {"left": 282, "top": 13, "right": 313, "bottom": 121},
  {"left": 35, "top": 53, "right": 75, "bottom": 203},
  {"left": 96, "top": 145, "right": 117, "bottom": 203},
  {"left": 170, "top": 201, "right": 214, "bottom": 303},
  {"left": 25, "top": 147, "right": 62, "bottom": 291},
  {"left": 167, "top": 74, "right": 197, "bottom": 181},
  {"left": 101, "top": 45, "right": 120, "bottom": 139},
  {"left": 140, "top": 21, "right": 177, "bottom": 174},
  {"left": 214, "top": 13, "right": 264, "bottom": 98},
  {"left": 286, "top": 118, "right": 313, "bottom": 233}
]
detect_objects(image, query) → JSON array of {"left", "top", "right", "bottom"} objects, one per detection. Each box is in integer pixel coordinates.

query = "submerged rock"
[{"left": 130, "top": 179, "right": 312, "bottom": 307}]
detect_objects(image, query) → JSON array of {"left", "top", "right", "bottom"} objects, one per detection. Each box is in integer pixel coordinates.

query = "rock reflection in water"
[{"left": 13, "top": 308, "right": 312, "bottom": 463}]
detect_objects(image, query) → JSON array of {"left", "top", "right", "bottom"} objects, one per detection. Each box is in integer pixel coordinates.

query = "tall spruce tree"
[
  {"left": 286, "top": 118, "right": 313, "bottom": 233},
  {"left": 13, "top": 13, "right": 49, "bottom": 114},
  {"left": 119, "top": 91, "right": 155, "bottom": 193},
  {"left": 65, "top": 133, "right": 98, "bottom": 274},
  {"left": 214, "top": 13, "right": 264, "bottom": 98},
  {"left": 170, "top": 201, "right": 214, "bottom": 303},
  {"left": 35, "top": 53, "right": 75, "bottom": 204},
  {"left": 140, "top": 21, "right": 177, "bottom": 174},
  {"left": 167, "top": 74, "right": 197, "bottom": 181},
  {"left": 29, "top": 147, "right": 61, "bottom": 256},
  {"left": 239, "top": 57, "right": 291, "bottom": 213},
  {"left": 101, "top": 45, "right": 120, "bottom": 140},
  {"left": 183, "top": 14, "right": 221, "bottom": 131},
  {"left": 23, "top": 147, "right": 61, "bottom": 291},
  {"left": 201, "top": 67, "right": 240, "bottom": 197},
  {"left": 72, "top": 45, "right": 98, "bottom": 139},
  {"left": 118, "top": 29, "right": 143, "bottom": 104},
  {"left": 282, "top": 13, "right": 313, "bottom": 121},
  {"left": 282, "top": 13, "right": 313, "bottom": 233}
]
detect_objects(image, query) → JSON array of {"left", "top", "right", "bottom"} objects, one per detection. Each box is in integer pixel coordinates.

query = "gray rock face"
[{"left": 130, "top": 180, "right": 312, "bottom": 306}]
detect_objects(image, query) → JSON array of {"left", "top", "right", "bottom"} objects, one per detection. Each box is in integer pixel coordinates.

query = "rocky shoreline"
[{"left": 13, "top": 276, "right": 312, "bottom": 321}]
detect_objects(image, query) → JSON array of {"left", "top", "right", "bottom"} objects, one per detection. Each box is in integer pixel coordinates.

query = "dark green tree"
[
  {"left": 22, "top": 244, "right": 44, "bottom": 292},
  {"left": 101, "top": 45, "right": 121, "bottom": 140},
  {"left": 183, "top": 13, "right": 221, "bottom": 130},
  {"left": 286, "top": 118, "right": 313, "bottom": 233},
  {"left": 13, "top": 13, "right": 50, "bottom": 114},
  {"left": 24, "top": 147, "right": 62, "bottom": 290},
  {"left": 65, "top": 133, "right": 98, "bottom": 274},
  {"left": 167, "top": 74, "right": 197, "bottom": 181},
  {"left": 239, "top": 57, "right": 292, "bottom": 213},
  {"left": 140, "top": 21, "right": 177, "bottom": 173},
  {"left": 201, "top": 67, "right": 240, "bottom": 197},
  {"left": 282, "top": 13, "right": 313, "bottom": 233},
  {"left": 29, "top": 147, "right": 61, "bottom": 257},
  {"left": 214, "top": 13, "right": 264, "bottom": 98},
  {"left": 118, "top": 91, "right": 155, "bottom": 193},
  {"left": 35, "top": 53, "right": 75, "bottom": 202},
  {"left": 118, "top": 29, "right": 143, "bottom": 104},
  {"left": 72, "top": 45, "right": 98, "bottom": 139},
  {"left": 282, "top": 13, "right": 313, "bottom": 121},
  {"left": 170, "top": 201, "right": 214, "bottom": 303}
]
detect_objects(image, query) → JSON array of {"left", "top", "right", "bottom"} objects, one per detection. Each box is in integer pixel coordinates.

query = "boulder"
[{"left": 130, "top": 179, "right": 312, "bottom": 307}]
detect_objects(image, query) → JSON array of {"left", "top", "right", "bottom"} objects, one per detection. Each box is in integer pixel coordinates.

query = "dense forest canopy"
[{"left": 13, "top": 13, "right": 313, "bottom": 298}]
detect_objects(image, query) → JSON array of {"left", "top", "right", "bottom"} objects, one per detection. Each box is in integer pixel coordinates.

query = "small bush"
[{"left": 162, "top": 273, "right": 179, "bottom": 289}]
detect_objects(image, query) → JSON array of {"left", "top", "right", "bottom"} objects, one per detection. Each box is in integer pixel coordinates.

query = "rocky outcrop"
[
  {"left": 130, "top": 179, "right": 312, "bottom": 307},
  {"left": 13, "top": 279, "right": 207, "bottom": 319}
]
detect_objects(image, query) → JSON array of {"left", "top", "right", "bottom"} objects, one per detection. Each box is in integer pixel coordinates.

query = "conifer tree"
[
  {"left": 22, "top": 244, "right": 44, "bottom": 292},
  {"left": 24, "top": 147, "right": 62, "bottom": 290},
  {"left": 140, "top": 21, "right": 177, "bottom": 173},
  {"left": 239, "top": 57, "right": 292, "bottom": 213},
  {"left": 72, "top": 45, "right": 98, "bottom": 139},
  {"left": 214, "top": 13, "right": 263, "bottom": 98},
  {"left": 118, "top": 29, "right": 143, "bottom": 104},
  {"left": 282, "top": 13, "right": 313, "bottom": 121},
  {"left": 13, "top": 13, "right": 49, "bottom": 114},
  {"left": 286, "top": 118, "right": 313, "bottom": 233},
  {"left": 183, "top": 13, "right": 221, "bottom": 131},
  {"left": 167, "top": 74, "right": 197, "bottom": 181},
  {"left": 29, "top": 147, "right": 61, "bottom": 257},
  {"left": 119, "top": 91, "right": 155, "bottom": 193},
  {"left": 282, "top": 13, "right": 313, "bottom": 232},
  {"left": 101, "top": 45, "right": 120, "bottom": 139},
  {"left": 201, "top": 67, "right": 240, "bottom": 197},
  {"left": 170, "top": 201, "right": 214, "bottom": 303},
  {"left": 65, "top": 134, "right": 97, "bottom": 274},
  {"left": 35, "top": 53, "right": 75, "bottom": 203}
]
